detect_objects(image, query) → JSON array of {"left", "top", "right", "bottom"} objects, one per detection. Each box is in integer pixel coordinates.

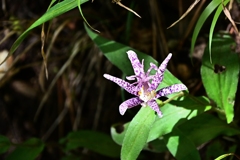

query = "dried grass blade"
[
  {"left": 39, "top": 21, "right": 69, "bottom": 92},
  {"left": 41, "top": 25, "right": 49, "bottom": 80},
  {"left": 222, "top": 1, "right": 239, "bottom": 33},
  {"left": 167, "top": 0, "right": 200, "bottom": 29},
  {"left": 113, "top": 0, "right": 141, "bottom": 18},
  {"left": 34, "top": 37, "right": 82, "bottom": 121}
]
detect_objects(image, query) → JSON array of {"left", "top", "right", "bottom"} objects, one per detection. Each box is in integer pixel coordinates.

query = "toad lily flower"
[{"left": 103, "top": 50, "right": 187, "bottom": 117}]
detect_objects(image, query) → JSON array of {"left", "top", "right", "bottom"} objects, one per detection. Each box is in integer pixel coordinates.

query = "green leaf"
[
  {"left": 76, "top": 0, "right": 99, "bottom": 33},
  {"left": 148, "top": 95, "right": 211, "bottom": 142},
  {"left": 179, "top": 113, "right": 240, "bottom": 147},
  {"left": 111, "top": 124, "right": 168, "bottom": 153},
  {"left": 191, "top": 0, "right": 222, "bottom": 58},
  {"left": 209, "top": 0, "right": 230, "bottom": 61},
  {"left": 121, "top": 106, "right": 156, "bottom": 160},
  {"left": 85, "top": 23, "right": 183, "bottom": 90},
  {"left": 111, "top": 123, "right": 129, "bottom": 145},
  {"left": 47, "top": 0, "right": 57, "bottom": 10},
  {"left": 6, "top": 138, "right": 44, "bottom": 160},
  {"left": 9, "top": 0, "right": 88, "bottom": 55},
  {"left": 201, "top": 35, "right": 240, "bottom": 123},
  {"left": 144, "top": 138, "right": 168, "bottom": 153},
  {"left": 164, "top": 127, "right": 201, "bottom": 160},
  {"left": 0, "top": 135, "right": 11, "bottom": 154},
  {"left": 59, "top": 130, "right": 120, "bottom": 158},
  {"left": 111, "top": 96, "right": 211, "bottom": 146}
]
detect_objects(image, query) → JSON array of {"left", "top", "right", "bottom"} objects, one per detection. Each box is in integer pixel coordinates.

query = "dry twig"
[{"left": 112, "top": 0, "right": 141, "bottom": 18}]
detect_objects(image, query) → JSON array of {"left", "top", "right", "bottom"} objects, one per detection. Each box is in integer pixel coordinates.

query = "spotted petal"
[
  {"left": 127, "top": 50, "right": 144, "bottom": 79},
  {"left": 148, "top": 100, "right": 162, "bottom": 117},
  {"left": 151, "top": 53, "right": 172, "bottom": 90},
  {"left": 103, "top": 74, "right": 138, "bottom": 96},
  {"left": 119, "top": 97, "right": 142, "bottom": 115},
  {"left": 156, "top": 84, "right": 187, "bottom": 98}
]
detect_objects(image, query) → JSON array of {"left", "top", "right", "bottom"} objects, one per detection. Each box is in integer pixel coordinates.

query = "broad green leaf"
[
  {"left": 164, "top": 127, "right": 201, "bottom": 160},
  {"left": 9, "top": 0, "right": 88, "bottom": 55},
  {"left": 179, "top": 113, "right": 240, "bottom": 147},
  {"left": 209, "top": 0, "right": 230, "bottom": 60},
  {"left": 201, "top": 35, "right": 240, "bottom": 123},
  {"left": 148, "top": 95, "right": 211, "bottom": 142},
  {"left": 191, "top": 0, "right": 222, "bottom": 59},
  {"left": 0, "top": 135, "right": 11, "bottom": 154},
  {"left": 85, "top": 23, "right": 183, "bottom": 90},
  {"left": 111, "top": 96, "right": 211, "bottom": 144},
  {"left": 121, "top": 106, "right": 156, "bottom": 160},
  {"left": 111, "top": 124, "right": 168, "bottom": 153},
  {"left": 59, "top": 130, "right": 120, "bottom": 158},
  {"left": 6, "top": 138, "right": 44, "bottom": 160}
]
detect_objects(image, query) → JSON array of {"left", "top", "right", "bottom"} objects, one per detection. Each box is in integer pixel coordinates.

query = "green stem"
[{"left": 163, "top": 91, "right": 185, "bottom": 105}]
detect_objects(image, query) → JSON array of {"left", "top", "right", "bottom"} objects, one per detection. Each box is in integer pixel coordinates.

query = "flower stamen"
[{"left": 138, "top": 86, "right": 156, "bottom": 102}]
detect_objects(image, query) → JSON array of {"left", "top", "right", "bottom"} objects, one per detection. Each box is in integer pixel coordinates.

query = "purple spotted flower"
[{"left": 103, "top": 50, "right": 187, "bottom": 117}]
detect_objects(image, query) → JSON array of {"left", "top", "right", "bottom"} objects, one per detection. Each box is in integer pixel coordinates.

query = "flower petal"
[
  {"left": 103, "top": 74, "right": 137, "bottom": 95},
  {"left": 148, "top": 100, "right": 162, "bottom": 117},
  {"left": 156, "top": 84, "right": 187, "bottom": 98},
  {"left": 127, "top": 50, "right": 144, "bottom": 79},
  {"left": 119, "top": 97, "right": 142, "bottom": 115},
  {"left": 151, "top": 53, "right": 172, "bottom": 90}
]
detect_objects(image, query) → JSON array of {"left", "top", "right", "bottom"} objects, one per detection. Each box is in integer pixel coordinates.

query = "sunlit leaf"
[
  {"left": 6, "top": 138, "right": 44, "bottom": 160},
  {"left": 85, "top": 23, "right": 183, "bottom": 90},
  {"left": 59, "top": 130, "right": 120, "bottom": 158},
  {"left": 164, "top": 127, "right": 201, "bottom": 160},
  {"left": 201, "top": 35, "right": 240, "bottom": 123},
  {"left": 148, "top": 95, "right": 211, "bottom": 141},
  {"left": 111, "top": 96, "right": 211, "bottom": 144},
  {"left": 121, "top": 106, "right": 156, "bottom": 160},
  {"left": 111, "top": 123, "right": 168, "bottom": 153}
]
